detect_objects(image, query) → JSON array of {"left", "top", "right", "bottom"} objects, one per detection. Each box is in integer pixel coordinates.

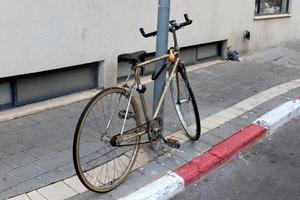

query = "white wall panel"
[{"left": 0, "top": 0, "right": 299, "bottom": 86}]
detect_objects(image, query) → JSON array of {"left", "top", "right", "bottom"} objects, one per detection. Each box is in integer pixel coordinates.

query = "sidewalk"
[{"left": 1, "top": 41, "right": 300, "bottom": 199}]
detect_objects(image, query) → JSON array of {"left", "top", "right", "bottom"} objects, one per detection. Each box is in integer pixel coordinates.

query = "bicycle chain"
[{"left": 109, "top": 118, "right": 163, "bottom": 147}]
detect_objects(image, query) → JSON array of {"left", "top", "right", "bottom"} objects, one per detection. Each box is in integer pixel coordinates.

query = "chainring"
[{"left": 109, "top": 118, "right": 163, "bottom": 147}]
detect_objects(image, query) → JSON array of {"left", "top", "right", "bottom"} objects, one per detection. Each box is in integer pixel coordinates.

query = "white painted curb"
[
  {"left": 119, "top": 172, "right": 184, "bottom": 200},
  {"left": 254, "top": 99, "right": 300, "bottom": 134}
]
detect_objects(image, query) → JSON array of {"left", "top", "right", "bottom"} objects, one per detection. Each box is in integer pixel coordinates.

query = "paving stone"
[
  {"left": 75, "top": 100, "right": 89, "bottom": 106},
  {"left": 209, "top": 121, "right": 242, "bottom": 139},
  {"left": 32, "top": 150, "right": 73, "bottom": 172},
  {"left": 244, "top": 46, "right": 296, "bottom": 64},
  {"left": 3, "top": 152, "right": 37, "bottom": 167},
  {"left": 0, "top": 173, "right": 22, "bottom": 192},
  {"left": 27, "top": 190, "right": 47, "bottom": 200},
  {"left": 60, "top": 104, "right": 84, "bottom": 114},
  {"left": 38, "top": 181, "right": 78, "bottom": 200},
  {"left": 0, "top": 188, "right": 18, "bottom": 200},
  {"left": 44, "top": 137, "right": 73, "bottom": 152},
  {"left": 24, "top": 130, "right": 66, "bottom": 147},
  {"left": 9, "top": 164, "right": 45, "bottom": 180},
  {"left": 8, "top": 194, "right": 30, "bottom": 200},
  {"left": 4, "top": 118, "right": 39, "bottom": 130},
  {"left": 13, "top": 178, "right": 46, "bottom": 195},
  {"left": 67, "top": 192, "right": 113, "bottom": 200},
  {"left": 44, "top": 108, "right": 74, "bottom": 119},
  {"left": 164, "top": 119, "right": 182, "bottom": 133},
  {"left": 229, "top": 115, "right": 253, "bottom": 128},
  {"left": 37, "top": 166, "right": 74, "bottom": 184},
  {"left": 59, "top": 162, "right": 76, "bottom": 174},
  {"left": 34, "top": 121, "right": 63, "bottom": 132},
  {"left": 15, "top": 126, "right": 42, "bottom": 139},
  {"left": 0, "top": 160, "right": 15, "bottom": 173},
  {"left": 28, "top": 113, "right": 57, "bottom": 122},
  {"left": 284, "top": 41, "right": 300, "bottom": 52},
  {"left": 136, "top": 160, "right": 169, "bottom": 180},
  {"left": 0, "top": 151, "right": 9, "bottom": 159},
  {"left": 0, "top": 123, "right": 12, "bottom": 133},
  {"left": 180, "top": 140, "right": 212, "bottom": 155},
  {"left": 31, "top": 154, "right": 61, "bottom": 171},
  {"left": 26, "top": 145, "right": 56, "bottom": 158},
  {"left": 111, "top": 168, "right": 162, "bottom": 199},
  {"left": 174, "top": 143, "right": 208, "bottom": 162},
  {"left": 200, "top": 133, "right": 225, "bottom": 146},
  {"left": 250, "top": 94, "right": 294, "bottom": 118},
  {"left": 0, "top": 131, "right": 27, "bottom": 144},
  {"left": 0, "top": 140, "right": 6, "bottom": 147},
  {"left": 50, "top": 116, "right": 77, "bottom": 128},
  {"left": 198, "top": 103, "right": 227, "bottom": 118},
  {"left": 48, "top": 149, "right": 72, "bottom": 164},
  {"left": 63, "top": 176, "right": 87, "bottom": 194},
  {"left": 0, "top": 142, "right": 34, "bottom": 156},
  {"left": 155, "top": 152, "right": 187, "bottom": 171}
]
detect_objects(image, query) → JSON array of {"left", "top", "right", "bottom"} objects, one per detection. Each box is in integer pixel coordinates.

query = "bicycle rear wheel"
[
  {"left": 170, "top": 67, "right": 201, "bottom": 140},
  {"left": 73, "top": 87, "right": 141, "bottom": 192}
]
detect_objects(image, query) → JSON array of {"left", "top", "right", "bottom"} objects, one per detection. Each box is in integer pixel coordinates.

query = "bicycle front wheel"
[
  {"left": 73, "top": 87, "right": 141, "bottom": 192},
  {"left": 170, "top": 69, "right": 201, "bottom": 141}
]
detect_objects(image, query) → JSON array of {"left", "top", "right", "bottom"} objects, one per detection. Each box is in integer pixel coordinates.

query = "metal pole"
[{"left": 153, "top": 0, "right": 170, "bottom": 120}]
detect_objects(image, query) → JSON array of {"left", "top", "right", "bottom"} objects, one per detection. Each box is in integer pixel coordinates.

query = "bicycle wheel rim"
[
  {"left": 73, "top": 87, "right": 141, "bottom": 192},
  {"left": 170, "top": 71, "right": 201, "bottom": 140}
]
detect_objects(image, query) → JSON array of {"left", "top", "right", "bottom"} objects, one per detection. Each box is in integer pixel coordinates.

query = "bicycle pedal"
[{"left": 166, "top": 138, "right": 181, "bottom": 149}]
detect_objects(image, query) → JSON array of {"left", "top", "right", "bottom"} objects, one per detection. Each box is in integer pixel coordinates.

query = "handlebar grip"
[
  {"left": 184, "top": 14, "right": 191, "bottom": 23},
  {"left": 140, "top": 14, "right": 192, "bottom": 37},
  {"left": 139, "top": 28, "right": 157, "bottom": 38},
  {"left": 179, "top": 14, "right": 193, "bottom": 27}
]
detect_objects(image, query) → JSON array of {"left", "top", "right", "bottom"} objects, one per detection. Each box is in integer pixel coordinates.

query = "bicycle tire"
[
  {"left": 170, "top": 67, "right": 201, "bottom": 140},
  {"left": 73, "top": 87, "right": 141, "bottom": 192}
]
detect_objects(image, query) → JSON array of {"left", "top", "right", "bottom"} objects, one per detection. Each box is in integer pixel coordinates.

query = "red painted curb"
[
  {"left": 176, "top": 154, "right": 219, "bottom": 185},
  {"left": 175, "top": 124, "right": 267, "bottom": 186},
  {"left": 209, "top": 124, "right": 267, "bottom": 161}
]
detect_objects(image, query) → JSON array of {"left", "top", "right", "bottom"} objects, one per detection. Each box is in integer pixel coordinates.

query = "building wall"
[{"left": 0, "top": 0, "right": 299, "bottom": 87}]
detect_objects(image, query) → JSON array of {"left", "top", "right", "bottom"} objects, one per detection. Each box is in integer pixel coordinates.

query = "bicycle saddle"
[{"left": 119, "top": 51, "right": 147, "bottom": 64}]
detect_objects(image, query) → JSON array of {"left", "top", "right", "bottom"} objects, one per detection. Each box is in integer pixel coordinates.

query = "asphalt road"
[{"left": 173, "top": 117, "right": 300, "bottom": 200}]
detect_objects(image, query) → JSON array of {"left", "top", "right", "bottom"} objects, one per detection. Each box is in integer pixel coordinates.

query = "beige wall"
[{"left": 0, "top": 0, "right": 299, "bottom": 86}]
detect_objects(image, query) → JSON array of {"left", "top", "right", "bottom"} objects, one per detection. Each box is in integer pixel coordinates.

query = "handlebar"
[
  {"left": 139, "top": 28, "right": 157, "bottom": 38},
  {"left": 180, "top": 14, "right": 193, "bottom": 28},
  {"left": 140, "top": 14, "right": 193, "bottom": 38}
]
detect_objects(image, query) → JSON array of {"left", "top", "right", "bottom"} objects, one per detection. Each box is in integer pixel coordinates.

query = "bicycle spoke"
[
  {"left": 170, "top": 71, "right": 200, "bottom": 140},
  {"left": 74, "top": 88, "right": 140, "bottom": 192}
]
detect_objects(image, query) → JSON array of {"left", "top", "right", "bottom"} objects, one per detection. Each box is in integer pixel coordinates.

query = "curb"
[{"left": 120, "top": 97, "right": 300, "bottom": 200}]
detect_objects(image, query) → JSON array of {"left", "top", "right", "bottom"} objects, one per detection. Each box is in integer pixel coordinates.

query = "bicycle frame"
[
  {"left": 122, "top": 54, "right": 182, "bottom": 131},
  {"left": 119, "top": 17, "right": 188, "bottom": 137}
]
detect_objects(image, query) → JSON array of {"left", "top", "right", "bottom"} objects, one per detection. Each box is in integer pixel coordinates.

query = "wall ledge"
[{"left": 254, "top": 14, "right": 291, "bottom": 20}]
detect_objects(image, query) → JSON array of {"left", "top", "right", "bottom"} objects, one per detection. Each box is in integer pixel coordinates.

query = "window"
[
  {"left": 0, "top": 62, "right": 99, "bottom": 110},
  {"left": 0, "top": 82, "right": 12, "bottom": 109},
  {"left": 255, "top": 0, "right": 290, "bottom": 15}
]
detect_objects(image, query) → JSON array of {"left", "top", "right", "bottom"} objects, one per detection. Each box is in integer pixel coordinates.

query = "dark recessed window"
[
  {"left": 0, "top": 62, "right": 99, "bottom": 110},
  {"left": 255, "top": 0, "right": 290, "bottom": 15}
]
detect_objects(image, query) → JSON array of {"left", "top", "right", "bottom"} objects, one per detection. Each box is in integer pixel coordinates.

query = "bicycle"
[{"left": 73, "top": 14, "right": 201, "bottom": 193}]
